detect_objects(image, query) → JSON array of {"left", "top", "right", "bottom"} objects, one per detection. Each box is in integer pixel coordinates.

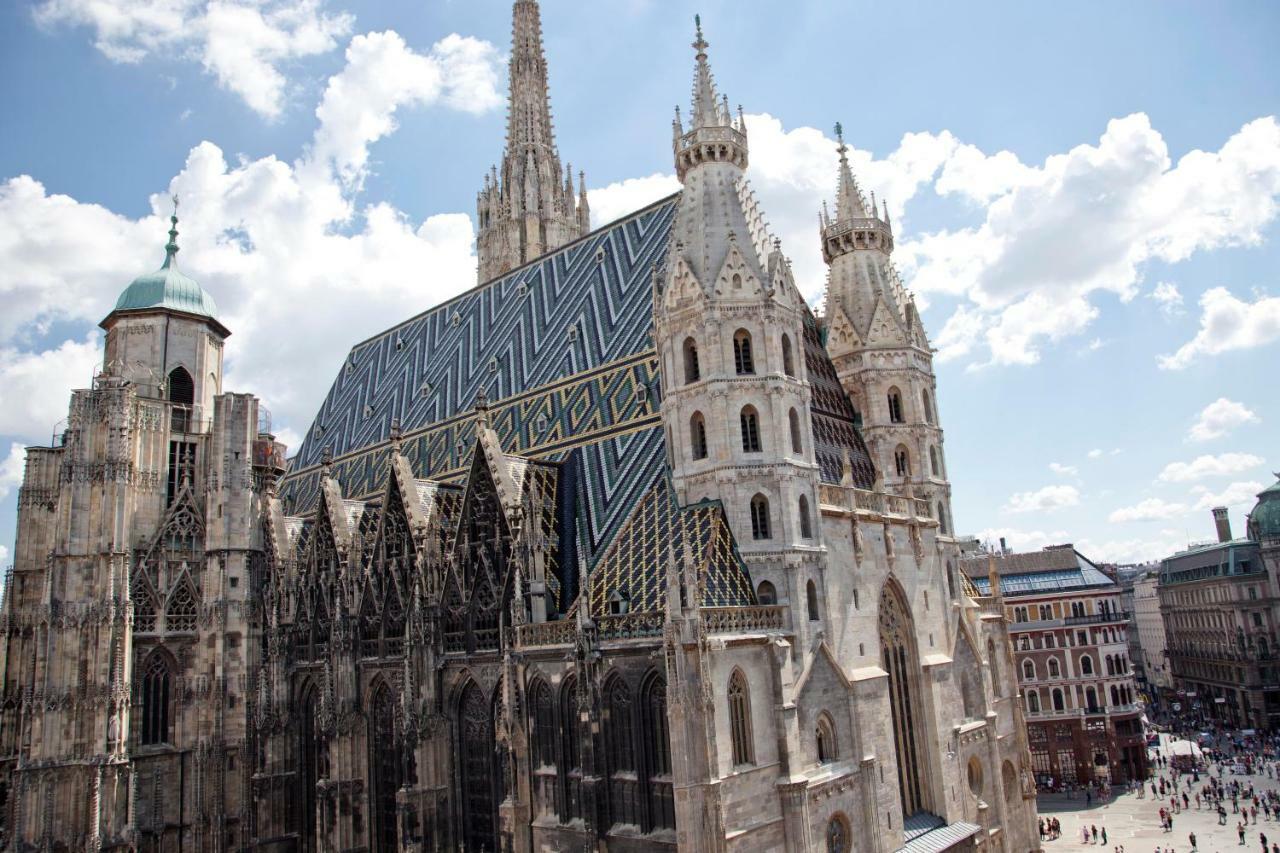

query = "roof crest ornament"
[{"left": 163, "top": 194, "right": 180, "bottom": 269}]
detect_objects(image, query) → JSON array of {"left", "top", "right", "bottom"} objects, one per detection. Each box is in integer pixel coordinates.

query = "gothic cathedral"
[{"left": 0, "top": 4, "right": 1039, "bottom": 852}]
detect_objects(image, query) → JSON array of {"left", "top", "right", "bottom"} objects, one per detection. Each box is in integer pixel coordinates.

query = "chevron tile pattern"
[{"left": 281, "top": 196, "right": 679, "bottom": 572}]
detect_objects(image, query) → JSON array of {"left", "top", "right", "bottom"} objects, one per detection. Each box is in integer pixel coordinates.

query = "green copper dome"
[
  {"left": 113, "top": 211, "right": 218, "bottom": 319},
  {"left": 1252, "top": 476, "right": 1280, "bottom": 539}
]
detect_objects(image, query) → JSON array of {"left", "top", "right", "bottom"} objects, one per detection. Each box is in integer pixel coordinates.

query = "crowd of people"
[{"left": 1037, "top": 721, "right": 1280, "bottom": 852}]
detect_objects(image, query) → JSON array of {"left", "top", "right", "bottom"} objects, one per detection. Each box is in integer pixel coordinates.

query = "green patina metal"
[
  {"left": 112, "top": 206, "right": 219, "bottom": 320},
  {"left": 1252, "top": 476, "right": 1280, "bottom": 538}
]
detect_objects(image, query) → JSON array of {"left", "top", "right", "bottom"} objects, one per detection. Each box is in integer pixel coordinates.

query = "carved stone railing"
[
  {"left": 819, "top": 484, "right": 935, "bottom": 525},
  {"left": 702, "top": 605, "right": 785, "bottom": 635},
  {"left": 517, "top": 619, "right": 576, "bottom": 648},
  {"left": 597, "top": 612, "right": 665, "bottom": 641}
]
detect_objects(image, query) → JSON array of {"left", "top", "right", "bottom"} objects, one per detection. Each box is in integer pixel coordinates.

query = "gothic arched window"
[
  {"left": 1110, "top": 685, "right": 1120, "bottom": 706},
  {"left": 605, "top": 676, "right": 638, "bottom": 827},
  {"left": 733, "top": 329, "right": 755, "bottom": 375},
  {"left": 806, "top": 580, "right": 820, "bottom": 622},
  {"left": 727, "top": 670, "right": 754, "bottom": 767},
  {"left": 1027, "top": 690, "right": 1040, "bottom": 714},
  {"left": 369, "top": 683, "right": 402, "bottom": 853},
  {"left": 921, "top": 389, "right": 934, "bottom": 424},
  {"left": 789, "top": 408, "right": 803, "bottom": 455},
  {"left": 1048, "top": 658, "right": 1061, "bottom": 678},
  {"left": 560, "top": 677, "right": 582, "bottom": 820},
  {"left": 1086, "top": 686, "right": 1099, "bottom": 711},
  {"left": 166, "top": 582, "right": 198, "bottom": 633},
  {"left": 894, "top": 445, "right": 910, "bottom": 477},
  {"left": 682, "top": 337, "right": 700, "bottom": 384},
  {"left": 954, "top": 635, "right": 984, "bottom": 720},
  {"left": 756, "top": 580, "right": 777, "bottom": 605},
  {"left": 740, "top": 406, "right": 761, "bottom": 453},
  {"left": 929, "top": 446, "right": 940, "bottom": 477},
  {"left": 798, "top": 494, "right": 813, "bottom": 539},
  {"left": 168, "top": 366, "right": 195, "bottom": 432},
  {"left": 1081, "top": 654, "right": 1094, "bottom": 676},
  {"left": 782, "top": 333, "right": 795, "bottom": 377},
  {"left": 140, "top": 650, "right": 173, "bottom": 745},
  {"left": 641, "top": 675, "right": 674, "bottom": 830},
  {"left": 938, "top": 503, "right": 949, "bottom": 535},
  {"left": 880, "top": 582, "right": 928, "bottom": 815},
  {"left": 1052, "top": 688, "right": 1065, "bottom": 711},
  {"left": 531, "top": 680, "right": 555, "bottom": 769},
  {"left": 816, "top": 713, "right": 838, "bottom": 763},
  {"left": 887, "top": 387, "right": 905, "bottom": 423},
  {"left": 133, "top": 581, "right": 158, "bottom": 633},
  {"left": 690, "top": 412, "right": 708, "bottom": 460},
  {"left": 168, "top": 366, "right": 194, "bottom": 405},
  {"left": 1022, "top": 659, "right": 1036, "bottom": 680},
  {"left": 750, "top": 494, "right": 771, "bottom": 540}
]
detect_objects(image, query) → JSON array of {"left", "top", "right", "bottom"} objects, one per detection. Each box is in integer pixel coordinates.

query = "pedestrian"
[
  {"left": 1093, "top": 825, "right": 1099, "bottom": 844},
  {"left": 1103, "top": 827, "right": 1108, "bottom": 845},
  {"left": 1241, "top": 822, "right": 1248, "bottom": 845},
  {"left": 1190, "top": 831, "right": 1198, "bottom": 850}
]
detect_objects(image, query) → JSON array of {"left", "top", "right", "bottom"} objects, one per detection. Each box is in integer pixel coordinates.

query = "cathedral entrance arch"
[{"left": 457, "top": 680, "right": 500, "bottom": 851}]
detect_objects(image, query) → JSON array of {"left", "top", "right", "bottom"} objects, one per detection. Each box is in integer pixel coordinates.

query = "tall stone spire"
[{"left": 476, "top": 0, "right": 588, "bottom": 283}]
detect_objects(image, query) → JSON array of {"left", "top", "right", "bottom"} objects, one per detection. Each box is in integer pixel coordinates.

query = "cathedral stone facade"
[{"left": 0, "top": 5, "right": 1040, "bottom": 852}]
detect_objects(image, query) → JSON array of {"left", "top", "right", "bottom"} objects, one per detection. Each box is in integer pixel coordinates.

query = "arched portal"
[{"left": 880, "top": 581, "right": 929, "bottom": 816}]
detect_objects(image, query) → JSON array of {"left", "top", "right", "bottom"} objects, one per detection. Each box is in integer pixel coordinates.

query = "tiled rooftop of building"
[{"left": 961, "top": 545, "right": 1115, "bottom": 597}]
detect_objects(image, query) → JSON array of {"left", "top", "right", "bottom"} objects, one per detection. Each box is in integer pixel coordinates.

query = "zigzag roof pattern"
[{"left": 280, "top": 193, "right": 878, "bottom": 598}]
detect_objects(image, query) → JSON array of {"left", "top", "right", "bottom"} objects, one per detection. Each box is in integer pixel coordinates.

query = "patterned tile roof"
[{"left": 280, "top": 193, "right": 873, "bottom": 605}]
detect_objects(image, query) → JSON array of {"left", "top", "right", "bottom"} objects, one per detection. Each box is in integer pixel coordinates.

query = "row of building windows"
[
  {"left": 1015, "top": 626, "right": 1127, "bottom": 651},
  {"left": 1020, "top": 653, "right": 1129, "bottom": 681},
  {"left": 891, "top": 443, "right": 946, "bottom": 479},
  {"left": 1025, "top": 683, "right": 1135, "bottom": 715},
  {"left": 681, "top": 331, "right": 796, "bottom": 384},
  {"left": 727, "top": 669, "right": 841, "bottom": 769},
  {"left": 1010, "top": 598, "right": 1121, "bottom": 623},
  {"left": 885, "top": 386, "right": 936, "bottom": 426},
  {"left": 688, "top": 407, "right": 806, "bottom": 461},
  {"left": 745, "top": 493, "right": 813, "bottom": 541}
]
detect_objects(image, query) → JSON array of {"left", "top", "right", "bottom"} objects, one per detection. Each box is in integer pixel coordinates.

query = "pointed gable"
[{"left": 865, "top": 296, "right": 907, "bottom": 347}]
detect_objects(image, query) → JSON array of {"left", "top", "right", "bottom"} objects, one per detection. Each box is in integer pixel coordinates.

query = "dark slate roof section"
[
  {"left": 962, "top": 546, "right": 1116, "bottom": 597},
  {"left": 803, "top": 308, "right": 876, "bottom": 487}
]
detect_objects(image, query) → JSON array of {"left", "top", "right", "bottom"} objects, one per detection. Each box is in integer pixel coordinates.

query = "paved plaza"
[{"left": 1038, "top": 738, "right": 1280, "bottom": 853}]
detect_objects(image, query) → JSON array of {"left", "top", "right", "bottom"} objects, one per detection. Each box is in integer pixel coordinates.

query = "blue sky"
[{"left": 1, "top": 0, "right": 1277, "bottom": 567}]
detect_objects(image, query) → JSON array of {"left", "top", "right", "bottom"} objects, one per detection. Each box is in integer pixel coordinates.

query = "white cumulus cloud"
[
  {"left": 1149, "top": 281, "right": 1184, "bottom": 316},
  {"left": 1108, "top": 498, "right": 1189, "bottom": 523},
  {"left": 1049, "top": 462, "right": 1078, "bottom": 476},
  {"left": 1159, "top": 286, "right": 1280, "bottom": 369},
  {"left": 0, "top": 28, "right": 501, "bottom": 447},
  {"left": 900, "top": 115, "right": 1280, "bottom": 366},
  {"left": 1191, "top": 481, "right": 1266, "bottom": 512},
  {"left": 974, "top": 527, "right": 1070, "bottom": 553},
  {"left": 1188, "top": 397, "right": 1259, "bottom": 442},
  {"left": 0, "top": 443, "right": 25, "bottom": 504},
  {"left": 0, "top": 335, "right": 103, "bottom": 440},
  {"left": 1002, "top": 484, "right": 1080, "bottom": 514},
  {"left": 1158, "top": 452, "right": 1265, "bottom": 483},
  {"left": 34, "top": 0, "right": 355, "bottom": 118}
]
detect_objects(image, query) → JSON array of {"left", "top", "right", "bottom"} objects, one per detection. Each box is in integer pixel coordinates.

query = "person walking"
[
  {"left": 1190, "top": 831, "right": 1198, "bottom": 850},
  {"left": 1103, "top": 827, "right": 1109, "bottom": 845},
  {"left": 1241, "top": 822, "right": 1248, "bottom": 845}
]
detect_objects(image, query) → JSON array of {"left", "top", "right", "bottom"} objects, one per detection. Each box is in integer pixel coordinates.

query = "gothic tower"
[
  {"left": 655, "top": 19, "right": 824, "bottom": 639},
  {"left": 820, "top": 127, "right": 955, "bottom": 534},
  {"left": 475, "top": 0, "right": 590, "bottom": 283},
  {"left": 0, "top": 207, "right": 282, "bottom": 851}
]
